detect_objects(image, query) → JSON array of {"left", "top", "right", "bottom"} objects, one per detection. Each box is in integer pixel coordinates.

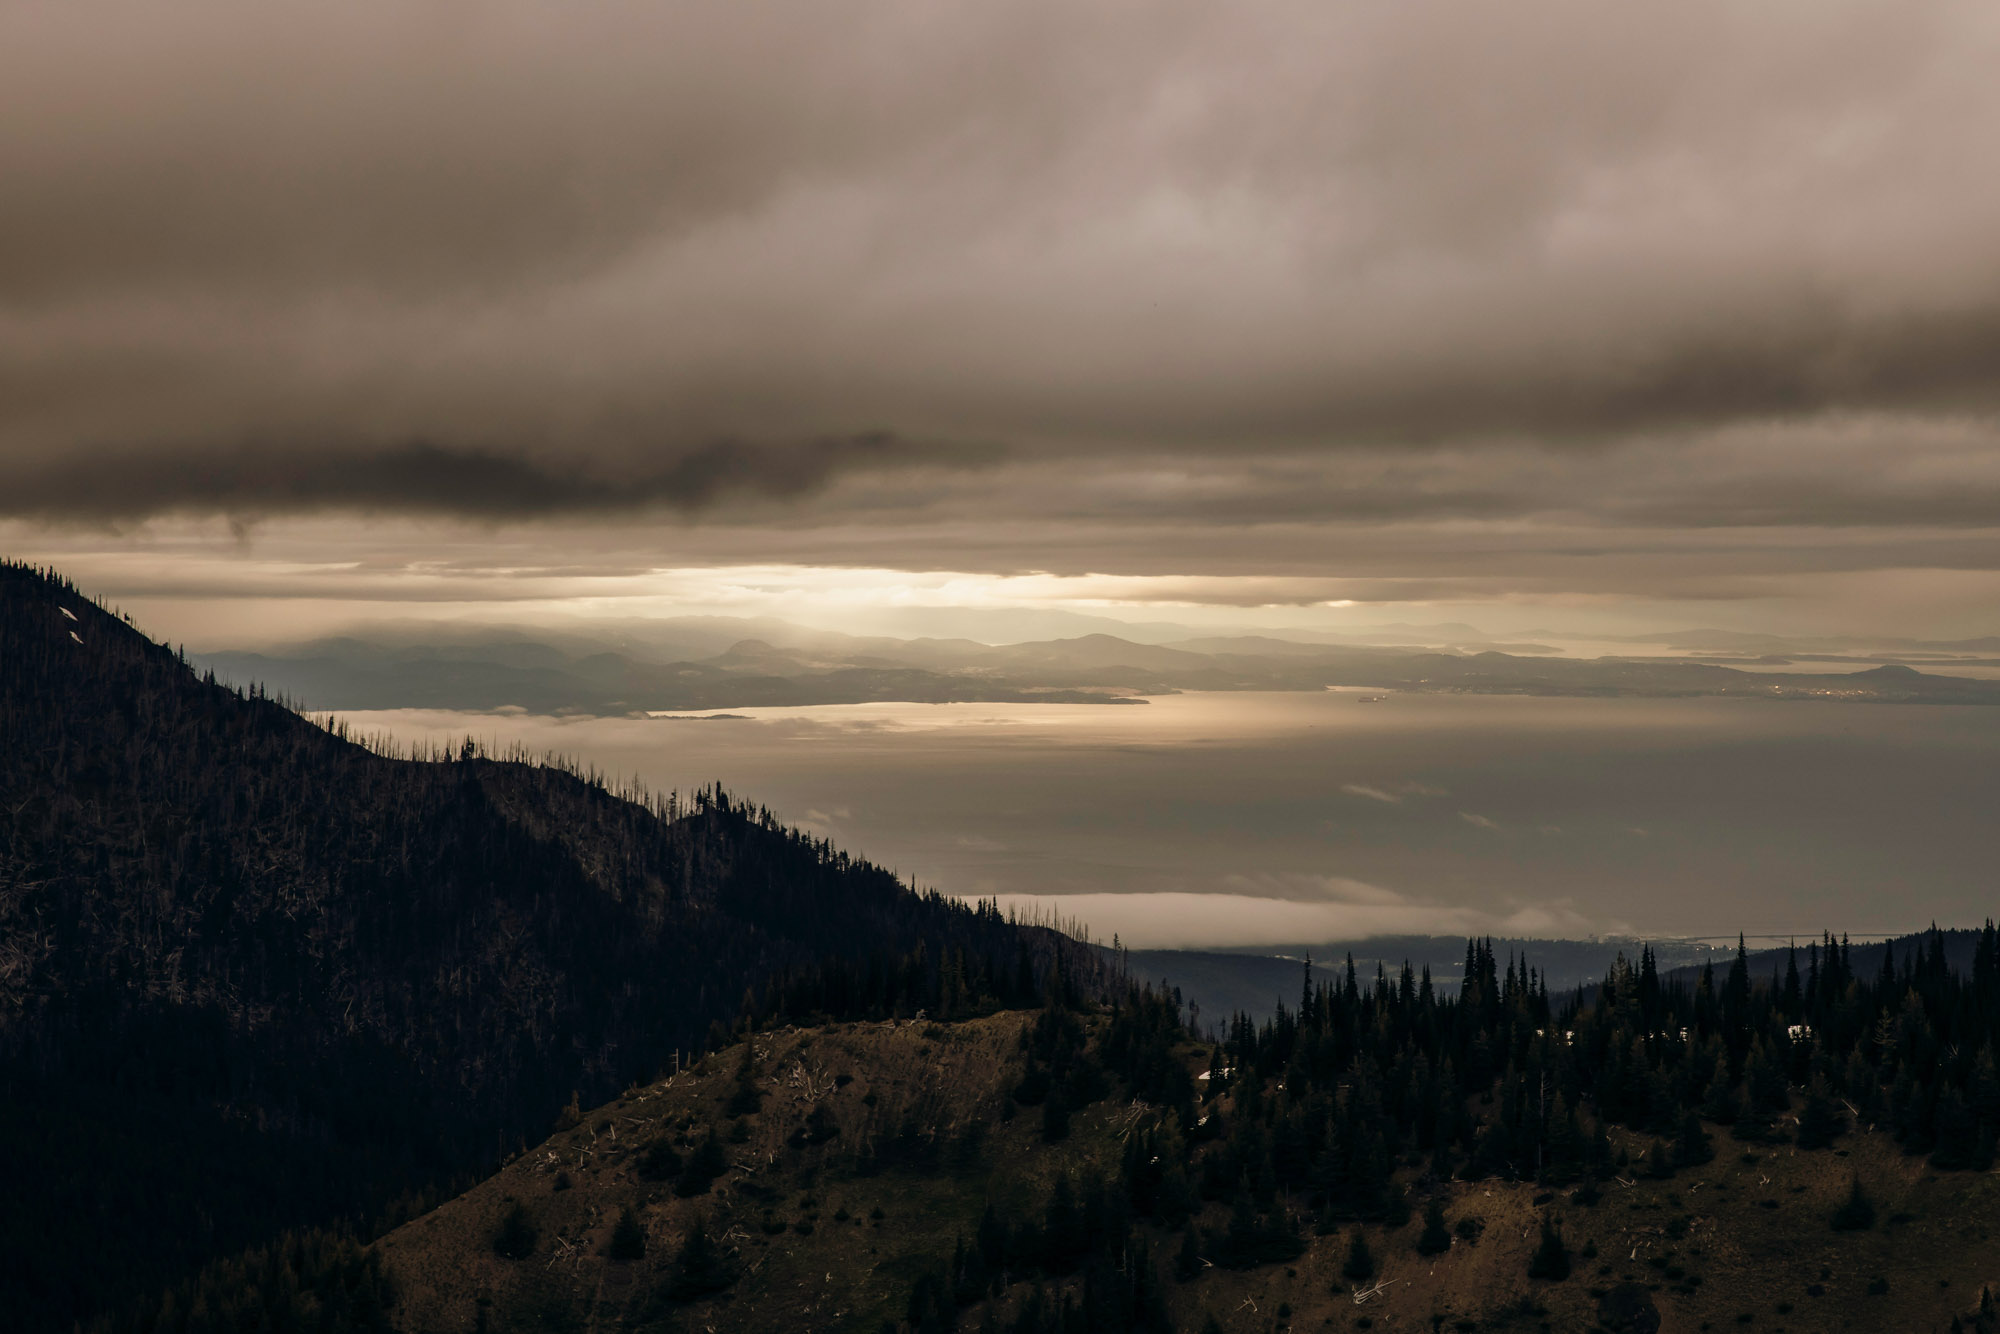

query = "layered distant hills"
[
  {"left": 198, "top": 620, "right": 2000, "bottom": 715},
  {"left": 0, "top": 563, "right": 1098, "bottom": 1331}
]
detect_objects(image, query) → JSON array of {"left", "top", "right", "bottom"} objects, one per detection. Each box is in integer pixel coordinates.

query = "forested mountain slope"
[
  {"left": 353, "top": 931, "right": 2000, "bottom": 1334},
  {"left": 0, "top": 562, "right": 1097, "bottom": 1331},
  {"left": 136, "top": 979, "right": 2000, "bottom": 1334}
]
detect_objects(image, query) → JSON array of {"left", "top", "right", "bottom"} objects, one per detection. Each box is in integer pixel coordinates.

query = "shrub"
[
  {"left": 789, "top": 1104, "right": 840, "bottom": 1148},
  {"left": 1831, "top": 1177, "right": 1876, "bottom": 1232},
  {"left": 492, "top": 1201, "right": 537, "bottom": 1260},
  {"left": 1012, "top": 1063, "right": 1053, "bottom": 1106},
  {"left": 636, "top": 1138, "right": 683, "bottom": 1182}
]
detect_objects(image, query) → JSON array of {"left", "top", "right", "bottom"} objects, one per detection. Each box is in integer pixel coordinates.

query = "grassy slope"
[
  {"left": 382, "top": 1014, "right": 1066, "bottom": 1333},
  {"left": 379, "top": 1014, "right": 2000, "bottom": 1334}
]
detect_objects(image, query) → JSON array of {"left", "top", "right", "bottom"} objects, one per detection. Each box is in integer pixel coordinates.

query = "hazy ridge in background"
[{"left": 196, "top": 614, "right": 2000, "bottom": 719}]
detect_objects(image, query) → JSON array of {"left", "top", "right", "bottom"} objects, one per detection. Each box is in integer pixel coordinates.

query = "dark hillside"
[
  {"left": 0, "top": 562, "right": 1096, "bottom": 1331},
  {"left": 146, "top": 984, "right": 2000, "bottom": 1334},
  {"left": 88, "top": 925, "right": 2000, "bottom": 1333}
]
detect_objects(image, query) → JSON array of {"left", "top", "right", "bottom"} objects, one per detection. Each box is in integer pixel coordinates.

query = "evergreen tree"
[
  {"left": 1527, "top": 1215, "right": 1570, "bottom": 1280},
  {"left": 1042, "top": 1089, "right": 1071, "bottom": 1144},
  {"left": 492, "top": 1202, "right": 537, "bottom": 1261},
  {"left": 669, "top": 1217, "right": 736, "bottom": 1300},
  {"left": 1831, "top": 1177, "right": 1876, "bottom": 1232},
  {"left": 906, "top": 1269, "right": 956, "bottom": 1334},
  {"left": 637, "top": 1138, "right": 683, "bottom": 1181},
  {"left": 675, "top": 1130, "right": 729, "bottom": 1197},
  {"left": 1674, "top": 1111, "right": 1713, "bottom": 1168},
  {"left": 1416, "top": 1198, "right": 1451, "bottom": 1256},
  {"left": 725, "top": 1048, "right": 763, "bottom": 1117},
  {"left": 1698, "top": 1058, "right": 1738, "bottom": 1123},
  {"left": 1216, "top": 1190, "right": 1263, "bottom": 1270},
  {"left": 1174, "top": 1226, "right": 1204, "bottom": 1282},
  {"left": 1930, "top": 1087, "right": 1984, "bottom": 1171},
  {"left": 977, "top": 1205, "right": 1007, "bottom": 1277},
  {"left": 1796, "top": 1077, "right": 1847, "bottom": 1150},
  {"left": 1342, "top": 1230, "right": 1375, "bottom": 1283},
  {"left": 1042, "top": 1177, "right": 1089, "bottom": 1276},
  {"left": 606, "top": 1206, "right": 646, "bottom": 1261}
]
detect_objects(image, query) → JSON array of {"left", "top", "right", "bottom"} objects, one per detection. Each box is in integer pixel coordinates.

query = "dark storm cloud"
[
  {"left": 3, "top": 0, "right": 2000, "bottom": 571},
  {"left": 1, "top": 433, "right": 989, "bottom": 522}
]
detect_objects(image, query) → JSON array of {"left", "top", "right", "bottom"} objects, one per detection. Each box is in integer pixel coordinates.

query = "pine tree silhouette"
[
  {"left": 606, "top": 1206, "right": 646, "bottom": 1261},
  {"left": 669, "top": 1217, "right": 735, "bottom": 1300},
  {"left": 1831, "top": 1177, "right": 1876, "bottom": 1232},
  {"left": 1527, "top": 1216, "right": 1570, "bottom": 1280},
  {"left": 492, "top": 1202, "right": 537, "bottom": 1261},
  {"left": 1416, "top": 1198, "right": 1451, "bottom": 1256}
]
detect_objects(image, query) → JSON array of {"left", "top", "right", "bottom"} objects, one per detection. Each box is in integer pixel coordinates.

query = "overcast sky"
[{"left": 6, "top": 0, "right": 2000, "bottom": 641}]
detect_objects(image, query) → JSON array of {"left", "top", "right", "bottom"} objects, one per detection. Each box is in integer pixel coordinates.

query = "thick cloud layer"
[
  {"left": 3, "top": 0, "right": 1999, "bottom": 615},
  {"left": 3, "top": 434, "right": 982, "bottom": 520}
]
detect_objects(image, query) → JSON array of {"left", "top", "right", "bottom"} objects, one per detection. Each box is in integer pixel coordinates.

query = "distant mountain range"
[{"left": 195, "top": 620, "right": 2000, "bottom": 715}]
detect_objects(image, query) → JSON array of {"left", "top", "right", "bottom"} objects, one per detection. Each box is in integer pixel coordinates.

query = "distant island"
[{"left": 194, "top": 622, "right": 2000, "bottom": 717}]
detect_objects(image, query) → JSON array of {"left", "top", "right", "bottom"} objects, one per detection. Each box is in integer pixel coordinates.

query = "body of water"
[{"left": 337, "top": 691, "right": 2000, "bottom": 947}]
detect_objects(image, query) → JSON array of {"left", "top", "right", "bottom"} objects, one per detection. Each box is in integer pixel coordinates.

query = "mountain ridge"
[{"left": 0, "top": 561, "right": 1098, "bottom": 1331}]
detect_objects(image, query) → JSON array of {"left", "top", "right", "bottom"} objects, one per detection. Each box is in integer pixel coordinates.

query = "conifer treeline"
[
  {"left": 898, "top": 928, "right": 2000, "bottom": 1333},
  {"left": 1206, "top": 929, "right": 2000, "bottom": 1187},
  {"left": 97, "top": 1231, "right": 397, "bottom": 1334},
  {"left": 1095, "top": 929, "right": 2000, "bottom": 1298},
  {"left": 743, "top": 911, "right": 1110, "bottom": 1030}
]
